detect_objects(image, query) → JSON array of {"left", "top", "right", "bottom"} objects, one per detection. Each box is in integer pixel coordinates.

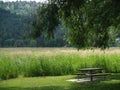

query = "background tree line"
[
  {"left": 0, "top": 1, "right": 67, "bottom": 47},
  {"left": 0, "top": 0, "right": 120, "bottom": 48}
]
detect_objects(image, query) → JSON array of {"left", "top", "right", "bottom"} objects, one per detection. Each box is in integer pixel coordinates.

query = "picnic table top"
[{"left": 80, "top": 68, "right": 103, "bottom": 71}]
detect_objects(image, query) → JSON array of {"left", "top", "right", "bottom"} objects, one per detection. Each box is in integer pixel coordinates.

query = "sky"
[{"left": 0, "top": 0, "right": 46, "bottom": 2}]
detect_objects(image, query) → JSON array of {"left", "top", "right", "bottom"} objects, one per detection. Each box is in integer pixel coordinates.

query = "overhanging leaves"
[{"left": 32, "top": 0, "right": 120, "bottom": 49}]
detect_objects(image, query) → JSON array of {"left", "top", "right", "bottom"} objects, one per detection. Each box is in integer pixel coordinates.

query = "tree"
[
  {"left": 32, "top": 3, "right": 59, "bottom": 39},
  {"left": 32, "top": 0, "right": 120, "bottom": 49}
]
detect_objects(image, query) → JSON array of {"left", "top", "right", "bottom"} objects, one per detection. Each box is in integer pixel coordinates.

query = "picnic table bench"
[{"left": 76, "top": 68, "right": 110, "bottom": 81}]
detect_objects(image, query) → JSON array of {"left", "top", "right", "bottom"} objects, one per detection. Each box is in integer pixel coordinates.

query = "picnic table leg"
[
  {"left": 90, "top": 71, "right": 93, "bottom": 81},
  {"left": 90, "top": 76, "right": 93, "bottom": 81},
  {"left": 77, "top": 74, "right": 79, "bottom": 80}
]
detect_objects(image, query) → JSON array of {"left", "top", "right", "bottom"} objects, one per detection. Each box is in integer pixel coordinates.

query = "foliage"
[
  {"left": 32, "top": 3, "right": 59, "bottom": 39},
  {"left": 0, "top": 1, "right": 120, "bottom": 47},
  {"left": 33, "top": 0, "right": 120, "bottom": 49},
  {"left": 0, "top": 48, "right": 120, "bottom": 80},
  {"left": 0, "top": 1, "right": 67, "bottom": 47},
  {"left": 0, "top": 1, "right": 37, "bottom": 47}
]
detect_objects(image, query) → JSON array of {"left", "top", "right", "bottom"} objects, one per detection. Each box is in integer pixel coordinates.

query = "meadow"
[{"left": 0, "top": 47, "right": 120, "bottom": 80}]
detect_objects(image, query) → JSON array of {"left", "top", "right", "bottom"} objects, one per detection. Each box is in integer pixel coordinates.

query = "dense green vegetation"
[
  {"left": 0, "top": 1, "right": 67, "bottom": 47},
  {"left": 0, "top": 48, "right": 120, "bottom": 80},
  {"left": 0, "top": 1, "right": 120, "bottom": 47},
  {"left": 0, "top": 1, "right": 120, "bottom": 90},
  {"left": 33, "top": 0, "right": 120, "bottom": 49},
  {"left": 0, "top": 1, "right": 120, "bottom": 48}
]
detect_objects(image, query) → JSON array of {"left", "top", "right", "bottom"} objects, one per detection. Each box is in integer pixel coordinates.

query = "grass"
[
  {"left": 1, "top": 48, "right": 120, "bottom": 79},
  {"left": 0, "top": 74, "right": 120, "bottom": 90},
  {"left": 0, "top": 75, "right": 71, "bottom": 90},
  {"left": 0, "top": 48, "right": 120, "bottom": 90}
]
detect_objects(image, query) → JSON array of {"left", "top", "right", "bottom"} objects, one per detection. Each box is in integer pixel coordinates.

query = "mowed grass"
[
  {"left": 0, "top": 47, "right": 120, "bottom": 80},
  {"left": 0, "top": 75, "right": 72, "bottom": 90},
  {"left": 0, "top": 74, "right": 120, "bottom": 90}
]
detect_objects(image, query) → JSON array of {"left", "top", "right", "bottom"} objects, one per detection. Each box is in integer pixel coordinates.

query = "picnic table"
[{"left": 76, "top": 67, "right": 110, "bottom": 81}]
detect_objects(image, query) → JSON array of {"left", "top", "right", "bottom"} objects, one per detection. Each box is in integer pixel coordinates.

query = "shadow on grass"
[
  {"left": 70, "top": 81, "right": 120, "bottom": 90},
  {"left": 0, "top": 81, "right": 120, "bottom": 90},
  {"left": 70, "top": 73, "right": 120, "bottom": 90},
  {"left": 0, "top": 86, "right": 67, "bottom": 90}
]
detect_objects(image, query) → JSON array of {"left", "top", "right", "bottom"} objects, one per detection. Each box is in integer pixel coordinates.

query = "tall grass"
[{"left": 0, "top": 48, "right": 120, "bottom": 80}]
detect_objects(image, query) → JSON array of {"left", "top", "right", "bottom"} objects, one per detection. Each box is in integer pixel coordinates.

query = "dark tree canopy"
[{"left": 32, "top": 0, "right": 120, "bottom": 49}]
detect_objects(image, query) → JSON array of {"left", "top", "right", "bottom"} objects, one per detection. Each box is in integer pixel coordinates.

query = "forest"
[
  {"left": 0, "top": 1, "right": 120, "bottom": 47},
  {"left": 0, "top": 1, "right": 67, "bottom": 47}
]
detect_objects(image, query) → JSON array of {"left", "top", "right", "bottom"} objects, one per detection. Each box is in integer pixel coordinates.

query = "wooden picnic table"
[{"left": 79, "top": 68, "right": 104, "bottom": 81}]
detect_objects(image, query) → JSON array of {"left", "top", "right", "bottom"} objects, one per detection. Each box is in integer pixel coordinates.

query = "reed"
[{"left": 0, "top": 48, "right": 120, "bottom": 80}]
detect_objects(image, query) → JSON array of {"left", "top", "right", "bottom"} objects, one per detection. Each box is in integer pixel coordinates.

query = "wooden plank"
[
  {"left": 75, "top": 73, "right": 85, "bottom": 75},
  {"left": 85, "top": 73, "right": 110, "bottom": 76}
]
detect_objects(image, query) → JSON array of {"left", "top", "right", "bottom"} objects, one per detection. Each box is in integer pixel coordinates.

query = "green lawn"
[{"left": 0, "top": 74, "right": 120, "bottom": 90}]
